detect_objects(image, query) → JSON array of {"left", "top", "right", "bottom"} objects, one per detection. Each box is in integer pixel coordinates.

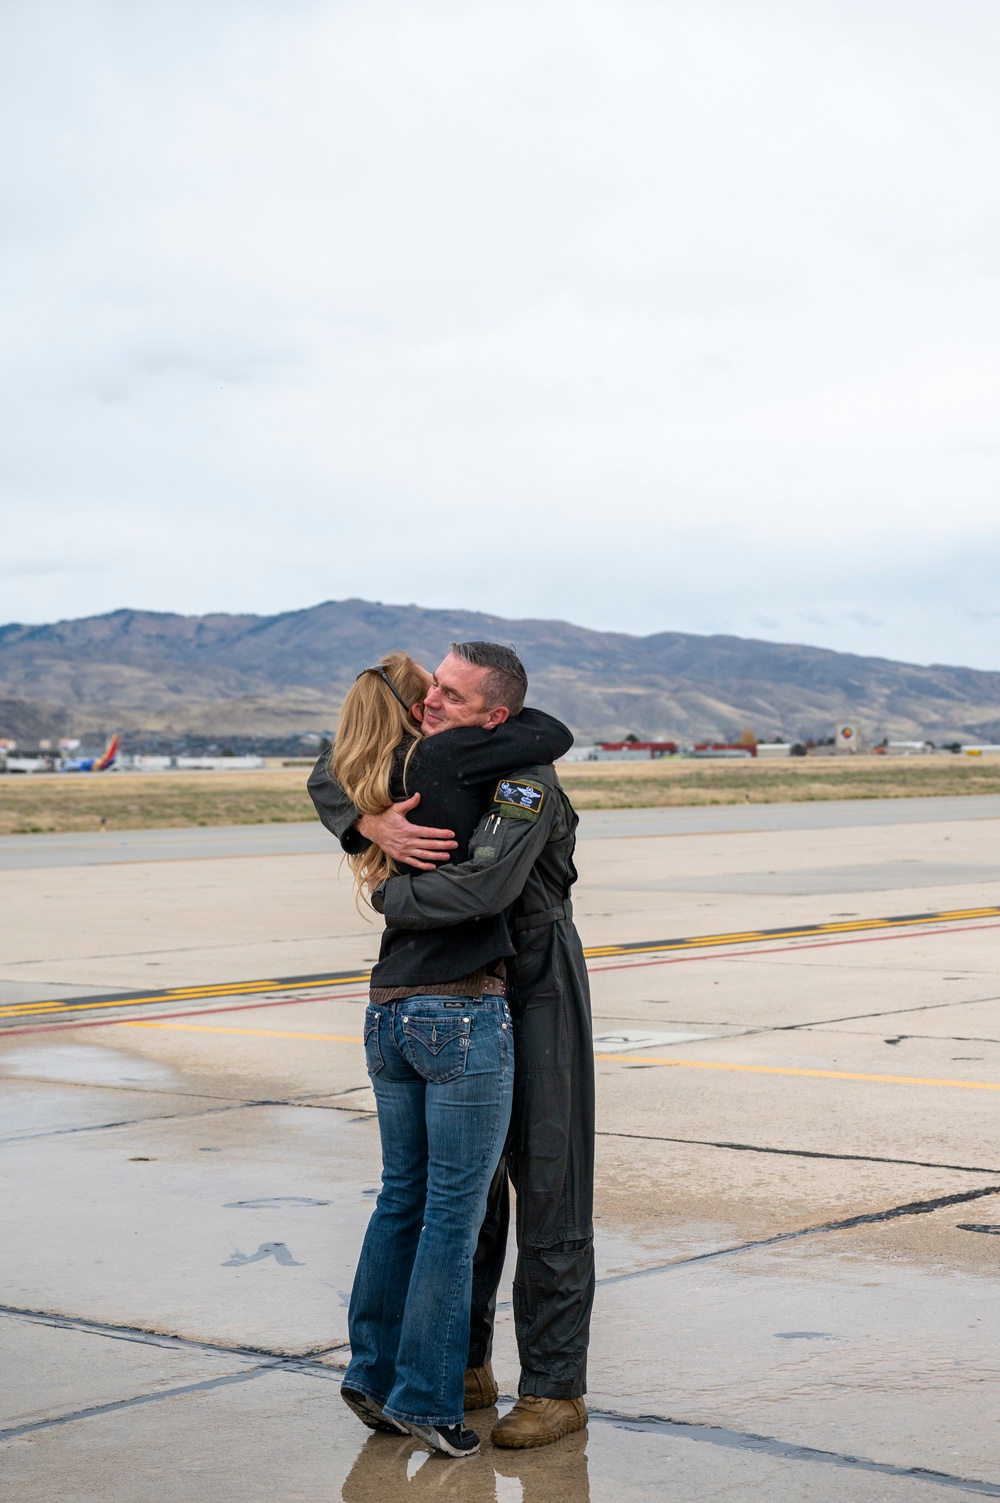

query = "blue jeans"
[{"left": 344, "top": 994, "right": 514, "bottom": 1428}]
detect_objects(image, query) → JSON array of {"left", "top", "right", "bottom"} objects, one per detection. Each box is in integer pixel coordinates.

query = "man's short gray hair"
[{"left": 451, "top": 641, "right": 528, "bottom": 716}]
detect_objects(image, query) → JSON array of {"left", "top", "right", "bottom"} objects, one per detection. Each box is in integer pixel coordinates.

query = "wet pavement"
[{"left": 2, "top": 800, "right": 1000, "bottom": 1499}]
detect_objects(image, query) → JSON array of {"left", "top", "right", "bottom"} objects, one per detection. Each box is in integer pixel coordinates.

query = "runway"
[
  {"left": 3, "top": 791, "right": 1000, "bottom": 870},
  {"left": 3, "top": 796, "right": 1000, "bottom": 1499}
]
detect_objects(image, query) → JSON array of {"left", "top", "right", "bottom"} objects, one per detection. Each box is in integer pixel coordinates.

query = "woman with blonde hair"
[
  {"left": 331, "top": 650, "right": 571, "bottom": 1458},
  {"left": 331, "top": 650, "right": 433, "bottom": 897}
]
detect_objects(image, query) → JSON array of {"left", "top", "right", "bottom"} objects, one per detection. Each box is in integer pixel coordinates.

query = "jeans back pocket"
[
  {"left": 363, "top": 1007, "right": 384, "bottom": 1076},
  {"left": 400, "top": 1012, "right": 472, "bottom": 1084}
]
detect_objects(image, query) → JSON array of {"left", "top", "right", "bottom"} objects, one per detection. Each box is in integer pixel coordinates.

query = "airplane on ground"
[{"left": 61, "top": 734, "right": 120, "bottom": 772}]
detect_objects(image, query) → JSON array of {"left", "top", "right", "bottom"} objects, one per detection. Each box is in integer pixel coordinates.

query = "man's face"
[{"left": 420, "top": 652, "right": 510, "bottom": 736}]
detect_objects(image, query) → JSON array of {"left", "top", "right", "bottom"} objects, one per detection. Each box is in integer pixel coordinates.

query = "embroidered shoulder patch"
[{"left": 493, "top": 778, "right": 545, "bottom": 819}]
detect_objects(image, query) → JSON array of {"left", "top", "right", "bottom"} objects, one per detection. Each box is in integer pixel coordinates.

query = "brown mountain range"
[{"left": 2, "top": 599, "right": 999, "bottom": 745}]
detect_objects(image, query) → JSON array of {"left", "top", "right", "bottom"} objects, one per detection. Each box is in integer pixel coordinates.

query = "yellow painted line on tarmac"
[
  {"left": 121, "top": 1020, "right": 1000, "bottom": 1092},
  {"left": 583, "top": 905, "right": 1000, "bottom": 959},
  {"left": 0, "top": 974, "right": 372, "bottom": 1021},
  {"left": 6, "top": 904, "right": 1000, "bottom": 1025},
  {"left": 0, "top": 1002, "right": 65, "bottom": 1015},
  {"left": 591, "top": 1053, "right": 1000, "bottom": 1091}
]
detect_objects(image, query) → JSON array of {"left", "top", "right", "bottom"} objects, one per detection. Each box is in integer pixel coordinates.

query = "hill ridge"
[{"left": 1, "top": 599, "right": 999, "bottom": 744}]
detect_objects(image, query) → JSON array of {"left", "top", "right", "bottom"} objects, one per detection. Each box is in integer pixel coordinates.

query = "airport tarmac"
[{"left": 2, "top": 796, "right": 1000, "bottom": 1500}]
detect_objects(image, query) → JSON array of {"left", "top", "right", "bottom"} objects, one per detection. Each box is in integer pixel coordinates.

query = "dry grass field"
[
  {"left": 2, "top": 755, "right": 1000, "bottom": 835},
  {"left": 0, "top": 769, "right": 316, "bottom": 836},
  {"left": 559, "top": 753, "right": 1000, "bottom": 808}
]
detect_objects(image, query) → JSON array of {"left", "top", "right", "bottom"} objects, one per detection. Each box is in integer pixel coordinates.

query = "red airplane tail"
[{"left": 94, "top": 734, "right": 119, "bottom": 771}]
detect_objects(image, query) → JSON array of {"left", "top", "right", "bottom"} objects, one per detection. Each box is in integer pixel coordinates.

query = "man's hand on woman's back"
[{"left": 356, "top": 792, "right": 457, "bottom": 872}]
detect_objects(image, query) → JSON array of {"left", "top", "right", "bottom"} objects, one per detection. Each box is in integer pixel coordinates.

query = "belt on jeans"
[
  {"left": 380, "top": 980, "right": 506, "bottom": 1003},
  {"left": 460, "top": 978, "right": 507, "bottom": 1001}
]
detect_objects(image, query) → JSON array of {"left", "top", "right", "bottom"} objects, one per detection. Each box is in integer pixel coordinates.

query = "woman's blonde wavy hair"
[{"left": 331, "top": 650, "right": 430, "bottom": 898}]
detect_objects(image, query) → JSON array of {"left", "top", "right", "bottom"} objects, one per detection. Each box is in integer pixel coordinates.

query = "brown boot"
[
  {"left": 491, "top": 1395, "right": 587, "bottom": 1449},
  {"left": 464, "top": 1362, "right": 499, "bottom": 1411}
]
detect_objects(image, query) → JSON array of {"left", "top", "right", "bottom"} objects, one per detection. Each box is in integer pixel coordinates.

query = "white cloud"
[{"left": 1, "top": 0, "right": 999, "bottom": 668}]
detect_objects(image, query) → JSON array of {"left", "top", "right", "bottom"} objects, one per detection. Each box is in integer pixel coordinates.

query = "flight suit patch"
[{"left": 493, "top": 779, "right": 545, "bottom": 821}]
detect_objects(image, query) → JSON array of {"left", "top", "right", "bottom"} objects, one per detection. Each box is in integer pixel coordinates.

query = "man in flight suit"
[{"left": 308, "top": 642, "right": 595, "bottom": 1450}]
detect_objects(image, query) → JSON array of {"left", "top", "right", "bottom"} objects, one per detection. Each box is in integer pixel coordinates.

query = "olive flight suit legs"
[
  {"left": 468, "top": 1157, "right": 510, "bottom": 1369},
  {"left": 468, "top": 944, "right": 596, "bottom": 1401}
]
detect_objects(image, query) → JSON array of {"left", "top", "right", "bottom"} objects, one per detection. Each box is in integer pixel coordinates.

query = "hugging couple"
[{"left": 309, "top": 641, "right": 594, "bottom": 1460}]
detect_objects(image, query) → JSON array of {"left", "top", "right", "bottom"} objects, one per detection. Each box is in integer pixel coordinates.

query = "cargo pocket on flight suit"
[{"left": 401, "top": 1013, "right": 472, "bottom": 1084}]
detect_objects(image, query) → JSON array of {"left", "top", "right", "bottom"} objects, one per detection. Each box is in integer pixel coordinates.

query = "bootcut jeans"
[{"left": 343, "top": 994, "right": 513, "bottom": 1428}]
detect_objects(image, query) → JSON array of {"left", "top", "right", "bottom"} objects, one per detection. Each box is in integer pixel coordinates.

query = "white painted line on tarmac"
[{"left": 592, "top": 1030, "right": 716, "bottom": 1053}]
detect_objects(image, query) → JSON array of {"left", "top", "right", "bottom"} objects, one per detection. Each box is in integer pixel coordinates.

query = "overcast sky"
[{"left": 2, "top": 0, "right": 1000, "bottom": 668}]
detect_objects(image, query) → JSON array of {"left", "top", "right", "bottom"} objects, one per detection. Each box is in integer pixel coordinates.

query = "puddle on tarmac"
[{"left": 0, "top": 1044, "right": 179, "bottom": 1087}]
